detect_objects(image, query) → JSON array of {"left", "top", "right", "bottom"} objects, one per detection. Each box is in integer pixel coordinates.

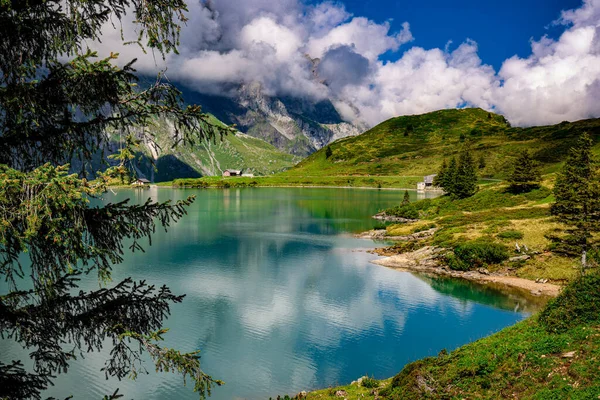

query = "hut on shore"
[
  {"left": 132, "top": 178, "right": 151, "bottom": 186},
  {"left": 417, "top": 174, "right": 438, "bottom": 191},
  {"left": 223, "top": 169, "right": 242, "bottom": 177}
]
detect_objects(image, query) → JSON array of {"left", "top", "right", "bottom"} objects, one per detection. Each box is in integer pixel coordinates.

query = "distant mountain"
[
  {"left": 285, "top": 108, "right": 600, "bottom": 178},
  {"left": 135, "top": 115, "right": 300, "bottom": 181},
  {"left": 177, "top": 82, "right": 365, "bottom": 157},
  {"left": 82, "top": 114, "right": 300, "bottom": 183}
]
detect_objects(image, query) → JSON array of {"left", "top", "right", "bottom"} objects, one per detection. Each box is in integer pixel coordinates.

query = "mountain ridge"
[{"left": 176, "top": 82, "right": 365, "bottom": 156}]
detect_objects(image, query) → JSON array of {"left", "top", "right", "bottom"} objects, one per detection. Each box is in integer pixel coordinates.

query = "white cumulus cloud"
[{"left": 93, "top": 0, "right": 600, "bottom": 128}]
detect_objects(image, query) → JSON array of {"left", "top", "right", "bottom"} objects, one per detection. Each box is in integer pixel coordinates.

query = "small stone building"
[
  {"left": 424, "top": 174, "right": 437, "bottom": 187},
  {"left": 223, "top": 169, "right": 242, "bottom": 177},
  {"left": 417, "top": 174, "right": 438, "bottom": 191}
]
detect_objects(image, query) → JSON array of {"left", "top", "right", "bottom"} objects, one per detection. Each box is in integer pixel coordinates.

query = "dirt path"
[{"left": 372, "top": 246, "right": 561, "bottom": 298}]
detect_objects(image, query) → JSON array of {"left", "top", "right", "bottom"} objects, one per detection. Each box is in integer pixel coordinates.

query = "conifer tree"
[
  {"left": 440, "top": 157, "right": 459, "bottom": 196},
  {"left": 433, "top": 159, "right": 448, "bottom": 188},
  {"left": 454, "top": 150, "right": 478, "bottom": 199},
  {"left": 478, "top": 154, "right": 486, "bottom": 169},
  {"left": 325, "top": 145, "right": 333, "bottom": 159},
  {"left": 402, "top": 190, "right": 411, "bottom": 205},
  {"left": 508, "top": 150, "right": 541, "bottom": 193},
  {"left": 0, "top": 1, "right": 231, "bottom": 398},
  {"left": 434, "top": 154, "right": 477, "bottom": 198},
  {"left": 551, "top": 133, "right": 600, "bottom": 275}
]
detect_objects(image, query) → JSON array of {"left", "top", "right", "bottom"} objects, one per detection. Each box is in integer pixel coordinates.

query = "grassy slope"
[
  {"left": 300, "top": 316, "right": 600, "bottom": 400},
  {"left": 140, "top": 116, "right": 299, "bottom": 181},
  {"left": 298, "top": 274, "right": 600, "bottom": 400},
  {"left": 382, "top": 181, "right": 579, "bottom": 283},
  {"left": 285, "top": 108, "right": 600, "bottom": 179},
  {"left": 173, "top": 108, "right": 600, "bottom": 188}
]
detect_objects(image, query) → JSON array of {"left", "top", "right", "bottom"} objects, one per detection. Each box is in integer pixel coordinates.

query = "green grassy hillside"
[
  {"left": 285, "top": 108, "right": 600, "bottom": 179},
  {"left": 132, "top": 115, "right": 300, "bottom": 182},
  {"left": 289, "top": 274, "right": 600, "bottom": 400}
]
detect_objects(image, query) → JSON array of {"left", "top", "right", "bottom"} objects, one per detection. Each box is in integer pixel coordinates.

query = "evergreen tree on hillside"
[
  {"left": 325, "top": 145, "right": 333, "bottom": 159},
  {"left": 433, "top": 159, "right": 448, "bottom": 188},
  {"left": 551, "top": 133, "right": 600, "bottom": 275},
  {"left": 454, "top": 151, "right": 478, "bottom": 199},
  {"left": 434, "top": 154, "right": 477, "bottom": 199},
  {"left": 478, "top": 154, "right": 486, "bottom": 169},
  {"left": 435, "top": 157, "right": 459, "bottom": 195},
  {"left": 402, "top": 190, "right": 411, "bottom": 205},
  {"left": 0, "top": 1, "right": 231, "bottom": 398},
  {"left": 508, "top": 150, "right": 542, "bottom": 193},
  {"left": 446, "top": 157, "right": 458, "bottom": 194}
]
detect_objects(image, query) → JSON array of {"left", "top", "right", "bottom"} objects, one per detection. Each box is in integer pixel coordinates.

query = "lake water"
[{"left": 1, "top": 187, "right": 537, "bottom": 399}]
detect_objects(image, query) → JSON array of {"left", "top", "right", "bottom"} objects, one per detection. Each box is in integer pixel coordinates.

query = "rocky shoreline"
[
  {"left": 354, "top": 228, "right": 437, "bottom": 241},
  {"left": 372, "top": 212, "right": 418, "bottom": 223},
  {"left": 371, "top": 246, "right": 560, "bottom": 297},
  {"left": 356, "top": 220, "right": 562, "bottom": 298}
]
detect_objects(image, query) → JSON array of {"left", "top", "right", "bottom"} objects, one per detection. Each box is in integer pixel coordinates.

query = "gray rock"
[
  {"left": 509, "top": 255, "right": 531, "bottom": 262},
  {"left": 372, "top": 213, "right": 418, "bottom": 223}
]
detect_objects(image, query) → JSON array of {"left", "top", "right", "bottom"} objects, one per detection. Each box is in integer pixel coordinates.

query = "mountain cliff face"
[
  {"left": 132, "top": 116, "right": 300, "bottom": 182},
  {"left": 178, "top": 82, "right": 365, "bottom": 156},
  {"left": 82, "top": 115, "right": 299, "bottom": 183},
  {"left": 89, "top": 79, "right": 366, "bottom": 181}
]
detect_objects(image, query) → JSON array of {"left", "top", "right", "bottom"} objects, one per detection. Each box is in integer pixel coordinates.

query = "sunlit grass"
[{"left": 516, "top": 254, "right": 579, "bottom": 282}]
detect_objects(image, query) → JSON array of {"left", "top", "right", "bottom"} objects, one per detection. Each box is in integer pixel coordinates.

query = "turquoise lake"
[{"left": 1, "top": 187, "right": 538, "bottom": 399}]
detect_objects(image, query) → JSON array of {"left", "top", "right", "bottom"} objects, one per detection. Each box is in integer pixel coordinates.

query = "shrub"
[
  {"left": 385, "top": 204, "right": 419, "bottom": 220},
  {"left": 446, "top": 253, "right": 470, "bottom": 271},
  {"left": 497, "top": 230, "right": 524, "bottom": 240},
  {"left": 390, "top": 359, "right": 429, "bottom": 389},
  {"left": 325, "top": 146, "right": 333, "bottom": 159},
  {"left": 361, "top": 376, "right": 380, "bottom": 388},
  {"left": 522, "top": 186, "right": 553, "bottom": 201},
  {"left": 411, "top": 223, "right": 436, "bottom": 234},
  {"left": 413, "top": 199, "right": 433, "bottom": 211},
  {"left": 447, "top": 241, "right": 510, "bottom": 271},
  {"left": 539, "top": 273, "right": 600, "bottom": 333}
]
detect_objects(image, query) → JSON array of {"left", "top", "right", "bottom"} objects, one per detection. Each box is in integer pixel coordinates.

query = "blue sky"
[{"left": 332, "top": 0, "right": 583, "bottom": 69}]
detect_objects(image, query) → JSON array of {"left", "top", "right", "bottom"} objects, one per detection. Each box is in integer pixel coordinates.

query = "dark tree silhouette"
[
  {"left": 508, "top": 150, "right": 541, "bottom": 193},
  {"left": 434, "top": 153, "right": 477, "bottom": 199},
  {"left": 402, "top": 190, "right": 411, "bottom": 205},
  {"left": 0, "top": 1, "right": 231, "bottom": 398},
  {"left": 551, "top": 134, "right": 600, "bottom": 275}
]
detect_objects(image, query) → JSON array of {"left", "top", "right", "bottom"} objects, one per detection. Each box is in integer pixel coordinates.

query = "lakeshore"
[{"left": 371, "top": 245, "right": 561, "bottom": 298}]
